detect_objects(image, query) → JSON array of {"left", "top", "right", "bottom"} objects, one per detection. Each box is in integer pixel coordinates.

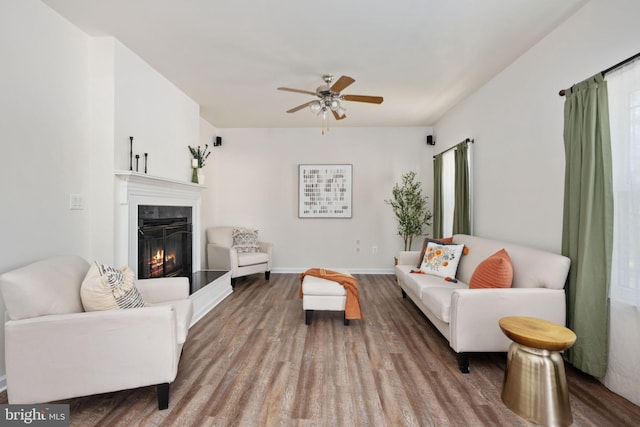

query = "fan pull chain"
[
  {"left": 322, "top": 109, "right": 327, "bottom": 135},
  {"left": 318, "top": 108, "right": 331, "bottom": 135}
]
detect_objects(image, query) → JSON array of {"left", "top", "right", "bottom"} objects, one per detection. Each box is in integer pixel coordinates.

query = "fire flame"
[{"left": 149, "top": 248, "right": 177, "bottom": 277}]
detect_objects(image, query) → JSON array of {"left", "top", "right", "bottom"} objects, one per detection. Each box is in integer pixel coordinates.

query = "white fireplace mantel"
[
  {"left": 114, "top": 170, "right": 205, "bottom": 192},
  {"left": 114, "top": 171, "right": 204, "bottom": 277}
]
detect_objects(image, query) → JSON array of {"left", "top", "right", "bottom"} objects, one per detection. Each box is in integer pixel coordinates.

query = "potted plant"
[
  {"left": 188, "top": 144, "right": 211, "bottom": 184},
  {"left": 385, "top": 171, "right": 432, "bottom": 251}
]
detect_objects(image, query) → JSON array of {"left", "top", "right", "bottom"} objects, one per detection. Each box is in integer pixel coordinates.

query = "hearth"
[{"left": 138, "top": 206, "right": 192, "bottom": 279}]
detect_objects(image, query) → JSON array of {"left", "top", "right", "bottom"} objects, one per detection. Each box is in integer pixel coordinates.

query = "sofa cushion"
[
  {"left": 0, "top": 255, "right": 89, "bottom": 320},
  {"left": 395, "top": 264, "right": 421, "bottom": 295},
  {"left": 420, "top": 285, "right": 466, "bottom": 323},
  {"left": 420, "top": 242, "right": 465, "bottom": 278},
  {"left": 237, "top": 251, "right": 269, "bottom": 267},
  {"left": 469, "top": 249, "right": 513, "bottom": 289},
  {"left": 400, "top": 267, "right": 466, "bottom": 300},
  {"left": 81, "top": 262, "right": 148, "bottom": 311},
  {"left": 232, "top": 228, "right": 260, "bottom": 253},
  {"left": 403, "top": 272, "right": 427, "bottom": 298}
]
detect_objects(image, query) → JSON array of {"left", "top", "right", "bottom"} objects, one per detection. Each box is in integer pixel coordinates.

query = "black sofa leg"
[
  {"left": 231, "top": 277, "right": 236, "bottom": 288},
  {"left": 305, "top": 310, "right": 312, "bottom": 325},
  {"left": 265, "top": 271, "right": 270, "bottom": 281},
  {"left": 457, "top": 353, "right": 470, "bottom": 373},
  {"left": 344, "top": 312, "right": 350, "bottom": 326},
  {"left": 401, "top": 289, "right": 407, "bottom": 299},
  {"left": 157, "top": 383, "right": 170, "bottom": 410}
]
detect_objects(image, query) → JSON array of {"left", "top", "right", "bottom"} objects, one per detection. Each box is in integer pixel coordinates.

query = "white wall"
[
  {"left": 0, "top": 0, "right": 91, "bottom": 385},
  {"left": 434, "top": 0, "right": 640, "bottom": 253},
  {"left": 88, "top": 38, "right": 116, "bottom": 264},
  {"left": 0, "top": 0, "right": 91, "bottom": 268},
  {"left": 199, "top": 117, "right": 218, "bottom": 269},
  {"left": 113, "top": 42, "right": 200, "bottom": 181},
  {"left": 204, "top": 127, "right": 434, "bottom": 272}
]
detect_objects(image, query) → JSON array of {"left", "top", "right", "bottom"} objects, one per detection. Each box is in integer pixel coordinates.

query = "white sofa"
[
  {"left": 0, "top": 255, "right": 193, "bottom": 409},
  {"left": 395, "top": 234, "right": 571, "bottom": 373}
]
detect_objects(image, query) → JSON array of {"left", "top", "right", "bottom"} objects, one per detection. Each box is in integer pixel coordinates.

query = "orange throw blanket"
[{"left": 299, "top": 268, "right": 363, "bottom": 320}]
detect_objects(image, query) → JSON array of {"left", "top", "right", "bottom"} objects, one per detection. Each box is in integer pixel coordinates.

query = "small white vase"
[{"left": 197, "top": 169, "right": 205, "bottom": 185}]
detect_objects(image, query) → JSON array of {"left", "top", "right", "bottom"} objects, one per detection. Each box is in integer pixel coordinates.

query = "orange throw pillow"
[{"left": 469, "top": 249, "right": 513, "bottom": 289}]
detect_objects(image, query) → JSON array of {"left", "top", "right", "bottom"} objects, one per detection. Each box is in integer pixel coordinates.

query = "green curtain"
[
  {"left": 452, "top": 142, "right": 470, "bottom": 234},
  {"left": 433, "top": 154, "right": 443, "bottom": 239},
  {"left": 562, "top": 73, "right": 613, "bottom": 377}
]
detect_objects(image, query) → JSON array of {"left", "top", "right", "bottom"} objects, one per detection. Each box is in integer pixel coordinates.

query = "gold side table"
[{"left": 499, "top": 316, "right": 577, "bottom": 427}]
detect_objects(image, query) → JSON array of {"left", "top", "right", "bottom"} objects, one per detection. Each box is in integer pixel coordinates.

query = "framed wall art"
[{"left": 299, "top": 164, "right": 352, "bottom": 218}]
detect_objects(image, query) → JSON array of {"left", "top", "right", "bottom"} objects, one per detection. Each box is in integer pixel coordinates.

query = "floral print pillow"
[{"left": 420, "top": 242, "right": 465, "bottom": 278}]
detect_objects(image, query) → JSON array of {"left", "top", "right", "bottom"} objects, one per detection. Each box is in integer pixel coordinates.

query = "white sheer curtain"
[
  {"left": 441, "top": 150, "right": 456, "bottom": 237},
  {"left": 603, "top": 58, "right": 640, "bottom": 405}
]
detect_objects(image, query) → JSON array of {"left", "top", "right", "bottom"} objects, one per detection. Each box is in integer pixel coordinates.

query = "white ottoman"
[{"left": 302, "top": 272, "right": 350, "bottom": 325}]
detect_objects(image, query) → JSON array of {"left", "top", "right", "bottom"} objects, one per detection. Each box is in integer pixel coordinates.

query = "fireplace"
[
  {"left": 115, "top": 171, "right": 203, "bottom": 280},
  {"left": 138, "top": 206, "right": 192, "bottom": 279},
  {"left": 115, "top": 172, "right": 232, "bottom": 324}
]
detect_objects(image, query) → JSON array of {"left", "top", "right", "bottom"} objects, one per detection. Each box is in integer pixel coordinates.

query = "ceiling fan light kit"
[{"left": 278, "top": 74, "right": 383, "bottom": 133}]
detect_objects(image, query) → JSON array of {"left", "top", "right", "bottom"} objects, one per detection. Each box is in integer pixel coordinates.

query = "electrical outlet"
[{"left": 69, "top": 194, "right": 84, "bottom": 210}]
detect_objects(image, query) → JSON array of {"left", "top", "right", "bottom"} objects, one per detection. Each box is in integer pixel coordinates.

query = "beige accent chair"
[
  {"left": 206, "top": 226, "right": 273, "bottom": 286},
  {"left": 0, "top": 255, "right": 193, "bottom": 409}
]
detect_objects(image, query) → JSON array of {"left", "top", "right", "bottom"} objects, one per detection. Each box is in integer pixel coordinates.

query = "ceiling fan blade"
[
  {"left": 278, "top": 87, "right": 317, "bottom": 96},
  {"left": 330, "top": 75, "right": 355, "bottom": 93},
  {"left": 332, "top": 110, "right": 346, "bottom": 121},
  {"left": 342, "top": 94, "right": 384, "bottom": 104},
  {"left": 286, "top": 101, "right": 314, "bottom": 113}
]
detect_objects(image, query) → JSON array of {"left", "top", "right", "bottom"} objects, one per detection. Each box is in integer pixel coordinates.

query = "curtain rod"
[
  {"left": 433, "top": 138, "right": 473, "bottom": 159},
  {"left": 558, "top": 51, "right": 640, "bottom": 96}
]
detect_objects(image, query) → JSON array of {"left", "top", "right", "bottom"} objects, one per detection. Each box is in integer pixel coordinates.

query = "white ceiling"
[{"left": 41, "top": 0, "right": 586, "bottom": 128}]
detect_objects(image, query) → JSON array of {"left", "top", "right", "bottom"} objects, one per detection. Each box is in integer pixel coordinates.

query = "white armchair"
[
  {"left": 0, "top": 255, "right": 193, "bottom": 409},
  {"left": 206, "top": 226, "right": 273, "bottom": 286}
]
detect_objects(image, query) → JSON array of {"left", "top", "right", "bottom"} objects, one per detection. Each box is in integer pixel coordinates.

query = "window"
[
  {"left": 608, "top": 60, "right": 640, "bottom": 307},
  {"left": 440, "top": 150, "right": 456, "bottom": 236},
  {"left": 433, "top": 140, "right": 473, "bottom": 237}
]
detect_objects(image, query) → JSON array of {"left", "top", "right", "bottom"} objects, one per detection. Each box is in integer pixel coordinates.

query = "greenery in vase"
[
  {"left": 385, "top": 171, "right": 433, "bottom": 251},
  {"left": 188, "top": 144, "right": 211, "bottom": 168}
]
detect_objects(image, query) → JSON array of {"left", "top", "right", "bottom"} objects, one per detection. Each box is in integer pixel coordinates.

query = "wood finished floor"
[{"left": 2, "top": 273, "right": 639, "bottom": 426}]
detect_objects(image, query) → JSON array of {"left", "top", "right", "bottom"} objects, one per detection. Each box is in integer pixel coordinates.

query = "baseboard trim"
[{"left": 272, "top": 268, "right": 395, "bottom": 275}]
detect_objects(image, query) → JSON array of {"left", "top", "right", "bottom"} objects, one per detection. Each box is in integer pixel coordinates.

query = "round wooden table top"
[{"left": 498, "top": 316, "right": 577, "bottom": 351}]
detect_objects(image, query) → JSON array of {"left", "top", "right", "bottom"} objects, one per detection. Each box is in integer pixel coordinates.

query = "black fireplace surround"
[{"left": 138, "top": 205, "right": 192, "bottom": 280}]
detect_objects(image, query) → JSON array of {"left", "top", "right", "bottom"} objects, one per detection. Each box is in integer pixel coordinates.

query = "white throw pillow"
[
  {"left": 420, "top": 242, "right": 465, "bottom": 278},
  {"left": 81, "top": 262, "right": 148, "bottom": 311}
]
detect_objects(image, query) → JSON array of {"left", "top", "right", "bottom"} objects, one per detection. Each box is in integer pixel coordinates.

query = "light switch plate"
[{"left": 69, "top": 194, "right": 84, "bottom": 210}]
